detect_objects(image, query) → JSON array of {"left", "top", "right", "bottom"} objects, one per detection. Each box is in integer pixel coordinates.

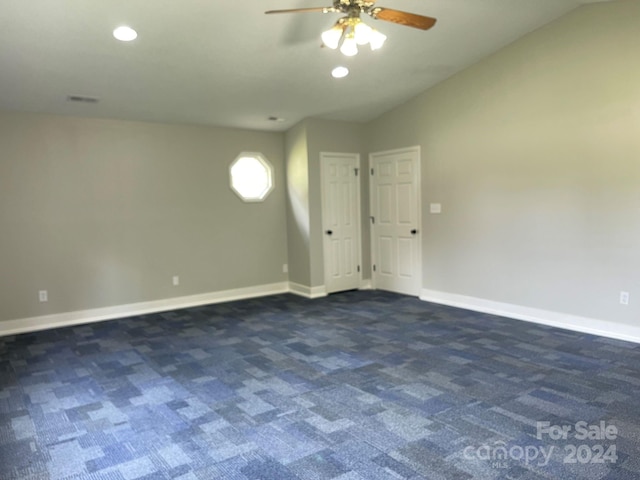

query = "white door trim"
[
  {"left": 369, "top": 146, "right": 422, "bottom": 295},
  {"left": 320, "top": 152, "right": 363, "bottom": 293}
]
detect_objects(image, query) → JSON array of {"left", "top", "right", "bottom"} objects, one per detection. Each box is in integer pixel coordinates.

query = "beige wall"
[
  {"left": 0, "top": 112, "right": 288, "bottom": 322},
  {"left": 305, "top": 118, "right": 369, "bottom": 287},
  {"left": 284, "top": 121, "right": 311, "bottom": 286},
  {"left": 284, "top": 118, "right": 370, "bottom": 289},
  {"left": 3, "top": 1, "right": 639, "bottom": 331},
  {"left": 367, "top": 0, "right": 640, "bottom": 326}
]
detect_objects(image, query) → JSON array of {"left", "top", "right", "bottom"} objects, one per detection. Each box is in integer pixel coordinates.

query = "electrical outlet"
[
  {"left": 39, "top": 290, "right": 48, "bottom": 302},
  {"left": 282, "top": 264, "right": 288, "bottom": 273},
  {"left": 620, "top": 291, "right": 630, "bottom": 305},
  {"left": 172, "top": 276, "right": 180, "bottom": 286}
]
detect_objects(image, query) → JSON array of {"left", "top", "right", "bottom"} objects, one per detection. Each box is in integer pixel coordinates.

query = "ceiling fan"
[{"left": 266, "top": 0, "right": 437, "bottom": 56}]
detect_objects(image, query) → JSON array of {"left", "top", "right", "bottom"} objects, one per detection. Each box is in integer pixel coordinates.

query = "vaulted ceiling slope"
[{"left": 0, "top": 0, "right": 615, "bottom": 132}]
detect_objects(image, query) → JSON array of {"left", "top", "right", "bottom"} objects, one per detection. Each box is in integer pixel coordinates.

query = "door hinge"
[
  {"left": 357, "top": 265, "right": 361, "bottom": 273},
  {"left": 354, "top": 168, "right": 359, "bottom": 176},
  {"left": 370, "top": 168, "right": 374, "bottom": 175},
  {"left": 373, "top": 264, "right": 377, "bottom": 272},
  {"left": 370, "top": 216, "right": 375, "bottom": 224}
]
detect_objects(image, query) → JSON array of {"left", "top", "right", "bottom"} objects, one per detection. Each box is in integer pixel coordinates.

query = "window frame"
[{"left": 229, "top": 152, "right": 274, "bottom": 203}]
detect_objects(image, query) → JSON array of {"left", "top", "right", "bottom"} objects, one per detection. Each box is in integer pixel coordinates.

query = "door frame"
[
  {"left": 320, "top": 151, "right": 363, "bottom": 293},
  {"left": 369, "top": 146, "right": 422, "bottom": 295}
]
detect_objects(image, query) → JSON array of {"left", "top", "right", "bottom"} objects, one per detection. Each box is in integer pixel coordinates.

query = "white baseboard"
[
  {"left": 420, "top": 289, "right": 640, "bottom": 344},
  {"left": 7, "top": 284, "right": 636, "bottom": 345},
  {"left": 289, "top": 282, "right": 328, "bottom": 299},
  {"left": 0, "top": 282, "right": 289, "bottom": 337},
  {"left": 290, "top": 280, "right": 371, "bottom": 297}
]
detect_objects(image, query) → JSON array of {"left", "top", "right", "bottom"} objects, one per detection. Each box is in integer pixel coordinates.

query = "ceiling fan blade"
[
  {"left": 369, "top": 8, "right": 437, "bottom": 30},
  {"left": 265, "top": 7, "right": 337, "bottom": 14}
]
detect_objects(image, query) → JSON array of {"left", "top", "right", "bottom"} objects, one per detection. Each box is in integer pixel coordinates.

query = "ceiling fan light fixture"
[
  {"left": 321, "top": 24, "right": 344, "bottom": 50},
  {"left": 340, "top": 34, "right": 358, "bottom": 57},
  {"left": 323, "top": 16, "right": 385, "bottom": 56},
  {"left": 354, "top": 21, "right": 372, "bottom": 45},
  {"left": 267, "top": 3, "right": 437, "bottom": 56},
  {"left": 369, "top": 29, "right": 387, "bottom": 51}
]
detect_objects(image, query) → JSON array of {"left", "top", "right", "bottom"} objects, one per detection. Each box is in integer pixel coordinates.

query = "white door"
[
  {"left": 321, "top": 152, "right": 362, "bottom": 294},
  {"left": 370, "top": 147, "right": 421, "bottom": 296}
]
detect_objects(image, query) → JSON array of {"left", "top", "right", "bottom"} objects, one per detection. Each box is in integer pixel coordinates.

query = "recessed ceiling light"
[
  {"left": 113, "top": 26, "right": 137, "bottom": 42},
  {"left": 331, "top": 66, "right": 349, "bottom": 79},
  {"left": 268, "top": 116, "right": 286, "bottom": 122}
]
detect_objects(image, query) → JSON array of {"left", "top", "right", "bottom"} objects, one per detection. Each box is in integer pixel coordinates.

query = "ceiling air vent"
[{"left": 67, "top": 95, "right": 99, "bottom": 104}]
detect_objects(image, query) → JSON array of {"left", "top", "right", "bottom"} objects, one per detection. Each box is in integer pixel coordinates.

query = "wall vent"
[{"left": 67, "top": 95, "right": 99, "bottom": 104}]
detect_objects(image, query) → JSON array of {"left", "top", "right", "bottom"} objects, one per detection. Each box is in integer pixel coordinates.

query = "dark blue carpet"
[{"left": 1, "top": 291, "right": 639, "bottom": 479}]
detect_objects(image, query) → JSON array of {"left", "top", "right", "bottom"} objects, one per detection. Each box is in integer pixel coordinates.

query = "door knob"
[
  {"left": 326, "top": 230, "right": 333, "bottom": 235},
  {"left": 411, "top": 229, "right": 418, "bottom": 235}
]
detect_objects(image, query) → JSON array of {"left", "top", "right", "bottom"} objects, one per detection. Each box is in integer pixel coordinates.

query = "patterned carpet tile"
[{"left": 1, "top": 290, "right": 640, "bottom": 479}]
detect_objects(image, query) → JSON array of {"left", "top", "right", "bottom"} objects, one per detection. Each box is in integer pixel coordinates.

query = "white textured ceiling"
[{"left": 0, "top": 0, "right": 613, "bottom": 132}]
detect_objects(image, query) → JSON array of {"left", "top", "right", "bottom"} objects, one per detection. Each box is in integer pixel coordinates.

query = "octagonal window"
[{"left": 229, "top": 152, "right": 274, "bottom": 202}]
